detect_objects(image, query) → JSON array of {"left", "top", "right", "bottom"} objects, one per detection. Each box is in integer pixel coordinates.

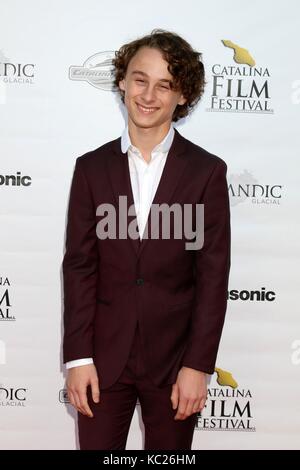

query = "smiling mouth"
[{"left": 136, "top": 103, "right": 159, "bottom": 114}]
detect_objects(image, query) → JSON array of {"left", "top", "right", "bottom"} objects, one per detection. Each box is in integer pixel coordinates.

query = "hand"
[
  {"left": 170, "top": 366, "right": 207, "bottom": 420},
  {"left": 67, "top": 364, "right": 100, "bottom": 418}
]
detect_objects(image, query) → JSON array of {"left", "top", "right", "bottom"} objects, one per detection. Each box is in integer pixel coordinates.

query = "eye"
[
  {"left": 159, "top": 84, "right": 169, "bottom": 90},
  {"left": 136, "top": 79, "right": 145, "bottom": 83}
]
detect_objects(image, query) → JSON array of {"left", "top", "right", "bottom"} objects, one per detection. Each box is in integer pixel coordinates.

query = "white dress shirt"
[{"left": 66, "top": 123, "right": 175, "bottom": 369}]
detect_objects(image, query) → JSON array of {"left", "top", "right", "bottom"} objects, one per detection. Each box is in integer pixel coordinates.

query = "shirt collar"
[{"left": 121, "top": 123, "right": 175, "bottom": 155}]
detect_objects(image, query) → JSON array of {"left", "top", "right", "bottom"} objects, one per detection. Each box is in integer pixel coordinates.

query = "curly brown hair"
[{"left": 112, "top": 29, "right": 206, "bottom": 122}]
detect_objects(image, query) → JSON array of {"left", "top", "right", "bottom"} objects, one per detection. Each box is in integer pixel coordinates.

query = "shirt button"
[{"left": 136, "top": 278, "right": 144, "bottom": 286}]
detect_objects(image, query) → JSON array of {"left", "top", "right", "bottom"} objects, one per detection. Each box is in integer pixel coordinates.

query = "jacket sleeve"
[
  {"left": 62, "top": 156, "right": 99, "bottom": 363},
  {"left": 181, "top": 160, "right": 231, "bottom": 374}
]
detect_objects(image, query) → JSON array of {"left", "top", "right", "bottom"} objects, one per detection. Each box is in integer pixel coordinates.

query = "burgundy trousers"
[{"left": 78, "top": 324, "right": 197, "bottom": 450}]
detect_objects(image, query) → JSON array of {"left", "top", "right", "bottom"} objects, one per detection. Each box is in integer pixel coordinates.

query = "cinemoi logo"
[
  {"left": 228, "top": 288, "right": 276, "bottom": 302},
  {"left": 207, "top": 39, "right": 273, "bottom": 114},
  {"left": 0, "top": 171, "right": 31, "bottom": 186},
  {"left": 0, "top": 387, "right": 27, "bottom": 406}
]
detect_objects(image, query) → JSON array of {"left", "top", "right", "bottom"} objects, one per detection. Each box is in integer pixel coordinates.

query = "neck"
[{"left": 127, "top": 119, "right": 172, "bottom": 160}]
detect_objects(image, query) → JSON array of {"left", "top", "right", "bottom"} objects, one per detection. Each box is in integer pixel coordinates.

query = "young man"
[{"left": 62, "top": 29, "right": 231, "bottom": 450}]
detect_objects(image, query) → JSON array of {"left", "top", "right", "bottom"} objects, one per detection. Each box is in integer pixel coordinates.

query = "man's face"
[{"left": 119, "top": 46, "right": 186, "bottom": 129}]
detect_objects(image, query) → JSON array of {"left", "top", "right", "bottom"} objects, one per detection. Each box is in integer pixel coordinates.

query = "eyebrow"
[{"left": 131, "top": 70, "right": 171, "bottom": 84}]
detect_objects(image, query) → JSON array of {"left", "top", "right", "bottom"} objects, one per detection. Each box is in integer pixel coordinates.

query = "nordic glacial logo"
[
  {"left": 228, "top": 170, "right": 282, "bottom": 207},
  {"left": 0, "top": 49, "right": 35, "bottom": 85},
  {"left": 69, "top": 51, "right": 117, "bottom": 91},
  {"left": 0, "top": 386, "right": 27, "bottom": 407},
  {"left": 196, "top": 367, "right": 256, "bottom": 432},
  {"left": 207, "top": 40, "right": 273, "bottom": 114}
]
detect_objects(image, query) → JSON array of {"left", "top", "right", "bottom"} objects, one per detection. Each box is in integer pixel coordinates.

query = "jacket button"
[{"left": 136, "top": 278, "right": 144, "bottom": 285}]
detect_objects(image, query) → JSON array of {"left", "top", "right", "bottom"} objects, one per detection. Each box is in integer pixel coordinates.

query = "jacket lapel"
[{"left": 107, "top": 127, "right": 188, "bottom": 258}]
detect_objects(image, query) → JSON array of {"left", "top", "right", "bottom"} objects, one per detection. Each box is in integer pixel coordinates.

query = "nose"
[{"left": 141, "top": 83, "right": 156, "bottom": 103}]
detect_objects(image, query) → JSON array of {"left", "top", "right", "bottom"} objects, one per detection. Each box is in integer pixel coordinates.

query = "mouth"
[{"left": 136, "top": 103, "right": 159, "bottom": 115}]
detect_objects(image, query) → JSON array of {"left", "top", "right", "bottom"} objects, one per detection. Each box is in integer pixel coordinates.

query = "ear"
[
  {"left": 119, "top": 79, "right": 125, "bottom": 92},
  {"left": 178, "top": 94, "right": 187, "bottom": 106}
]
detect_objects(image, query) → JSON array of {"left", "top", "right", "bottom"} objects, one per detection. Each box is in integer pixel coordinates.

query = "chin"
[{"left": 130, "top": 114, "right": 161, "bottom": 129}]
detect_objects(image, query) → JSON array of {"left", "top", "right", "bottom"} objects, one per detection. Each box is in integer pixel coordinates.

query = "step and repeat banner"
[{"left": 1, "top": 0, "right": 299, "bottom": 450}]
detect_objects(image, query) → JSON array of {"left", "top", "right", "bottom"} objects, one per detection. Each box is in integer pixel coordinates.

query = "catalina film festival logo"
[
  {"left": 0, "top": 276, "right": 14, "bottom": 322},
  {"left": 207, "top": 40, "right": 273, "bottom": 114},
  {"left": 69, "top": 51, "right": 117, "bottom": 91},
  {"left": 196, "top": 367, "right": 255, "bottom": 432}
]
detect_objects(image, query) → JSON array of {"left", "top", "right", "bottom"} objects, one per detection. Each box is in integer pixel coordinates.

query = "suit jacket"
[{"left": 62, "top": 128, "right": 231, "bottom": 389}]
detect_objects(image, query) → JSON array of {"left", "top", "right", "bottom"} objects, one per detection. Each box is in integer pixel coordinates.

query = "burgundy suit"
[{"left": 62, "top": 128, "right": 231, "bottom": 449}]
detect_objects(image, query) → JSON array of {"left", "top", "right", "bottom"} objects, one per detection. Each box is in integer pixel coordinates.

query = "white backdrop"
[{"left": 1, "top": 0, "right": 300, "bottom": 450}]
